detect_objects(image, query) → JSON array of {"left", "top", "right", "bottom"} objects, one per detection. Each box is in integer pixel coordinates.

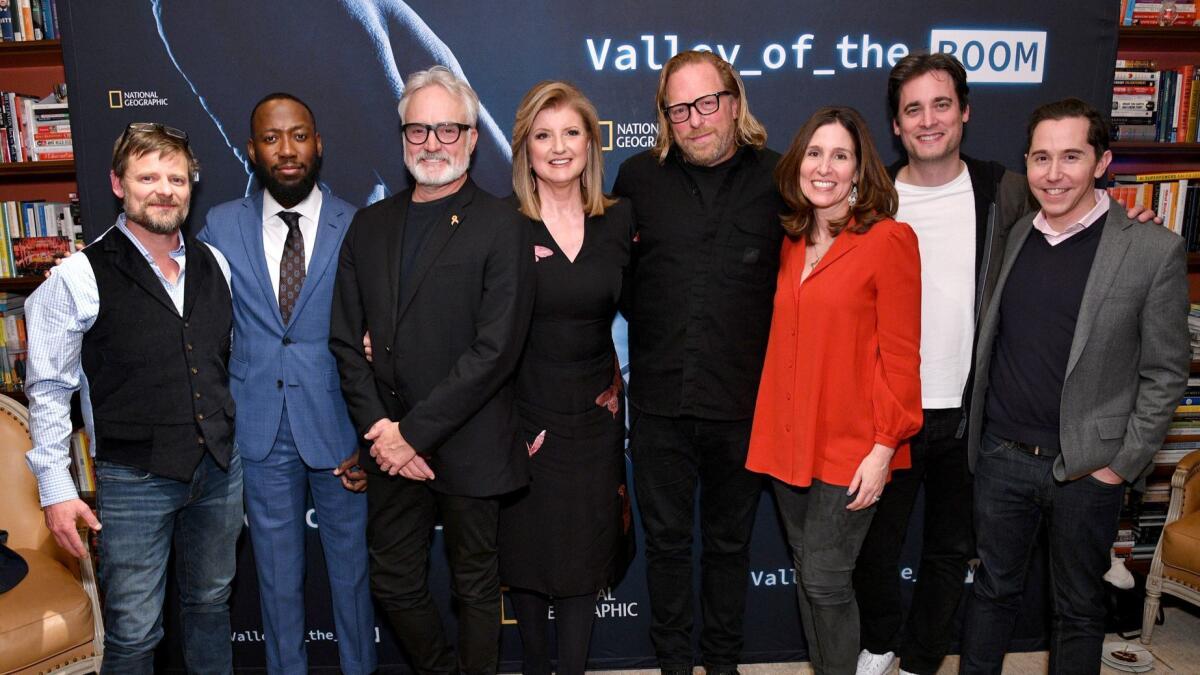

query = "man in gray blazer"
[{"left": 960, "top": 98, "right": 1190, "bottom": 674}]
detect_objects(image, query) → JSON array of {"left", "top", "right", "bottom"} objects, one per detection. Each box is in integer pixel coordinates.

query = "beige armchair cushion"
[
  {"left": 0, "top": 548, "right": 96, "bottom": 673},
  {"left": 1162, "top": 510, "right": 1200, "bottom": 590}
]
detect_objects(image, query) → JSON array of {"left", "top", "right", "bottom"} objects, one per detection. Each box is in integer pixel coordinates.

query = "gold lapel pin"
[{"left": 450, "top": 214, "right": 460, "bottom": 227}]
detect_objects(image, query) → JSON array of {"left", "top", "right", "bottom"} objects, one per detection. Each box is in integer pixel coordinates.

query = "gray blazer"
[{"left": 967, "top": 206, "right": 1190, "bottom": 482}]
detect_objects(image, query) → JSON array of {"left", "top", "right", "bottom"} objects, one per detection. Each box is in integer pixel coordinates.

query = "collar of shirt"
[
  {"left": 1032, "top": 189, "right": 1110, "bottom": 246},
  {"left": 262, "top": 184, "right": 322, "bottom": 229},
  {"left": 115, "top": 213, "right": 187, "bottom": 270}
]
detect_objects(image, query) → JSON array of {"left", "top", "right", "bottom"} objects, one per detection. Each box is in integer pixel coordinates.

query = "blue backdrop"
[{"left": 56, "top": 1, "right": 1119, "bottom": 671}]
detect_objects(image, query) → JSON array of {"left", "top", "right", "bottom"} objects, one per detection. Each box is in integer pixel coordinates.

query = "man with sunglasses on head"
[
  {"left": 25, "top": 122, "right": 241, "bottom": 675},
  {"left": 612, "top": 50, "right": 783, "bottom": 675},
  {"left": 330, "top": 65, "right": 533, "bottom": 675}
]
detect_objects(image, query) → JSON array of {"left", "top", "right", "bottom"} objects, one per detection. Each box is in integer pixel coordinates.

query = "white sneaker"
[{"left": 856, "top": 650, "right": 897, "bottom": 675}]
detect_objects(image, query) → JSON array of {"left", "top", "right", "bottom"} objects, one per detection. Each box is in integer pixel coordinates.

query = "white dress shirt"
[{"left": 262, "top": 186, "right": 322, "bottom": 298}]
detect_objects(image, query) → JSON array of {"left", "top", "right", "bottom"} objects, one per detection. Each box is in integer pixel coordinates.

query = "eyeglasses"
[
  {"left": 402, "top": 122, "right": 473, "bottom": 145},
  {"left": 122, "top": 122, "right": 190, "bottom": 145},
  {"left": 663, "top": 91, "right": 733, "bottom": 124}
]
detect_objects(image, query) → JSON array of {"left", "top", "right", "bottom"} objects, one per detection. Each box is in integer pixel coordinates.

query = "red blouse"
[{"left": 746, "top": 217, "right": 923, "bottom": 488}]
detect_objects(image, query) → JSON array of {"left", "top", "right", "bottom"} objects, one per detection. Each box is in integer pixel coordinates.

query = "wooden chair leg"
[{"left": 1140, "top": 586, "right": 1161, "bottom": 644}]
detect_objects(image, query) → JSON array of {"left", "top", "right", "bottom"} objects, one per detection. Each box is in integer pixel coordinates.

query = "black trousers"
[
  {"left": 366, "top": 473, "right": 503, "bottom": 675},
  {"left": 629, "top": 408, "right": 763, "bottom": 670},
  {"left": 853, "top": 407, "right": 974, "bottom": 675}
]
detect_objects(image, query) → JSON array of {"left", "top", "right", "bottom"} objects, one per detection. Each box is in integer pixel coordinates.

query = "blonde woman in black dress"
[{"left": 499, "top": 80, "right": 632, "bottom": 675}]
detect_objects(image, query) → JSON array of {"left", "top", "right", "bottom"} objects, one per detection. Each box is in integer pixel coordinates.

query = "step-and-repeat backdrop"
[{"left": 57, "top": 1, "right": 1118, "bottom": 671}]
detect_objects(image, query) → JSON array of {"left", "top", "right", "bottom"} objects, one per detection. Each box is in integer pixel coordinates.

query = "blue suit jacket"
[{"left": 199, "top": 186, "right": 358, "bottom": 468}]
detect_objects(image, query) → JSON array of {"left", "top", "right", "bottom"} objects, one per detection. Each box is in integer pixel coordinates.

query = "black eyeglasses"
[
  {"left": 121, "top": 122, "right": 190, "bottom": 145},
  {"left": 402, "top": 122, "right": 473, "bottom": 145},
  {"left": 663, "top": 91, "right": 733, "bottom": 124}
]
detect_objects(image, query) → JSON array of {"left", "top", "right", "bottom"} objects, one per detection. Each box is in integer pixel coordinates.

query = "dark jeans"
[
  {"left": 960, "top": 432, "right": 1124, "bottom": 675},
  {"left": 629, "top": 408, "right": 763, "bottom": 671},
  {"left": 95, "top": 452, "right": 244, "bottom": 675},
  {"left": 854, "top": 407, "right": 973, "bottom": 675},
  {"left": 367, "top": 475, "right": 503, "bottom": 675},
  {"left": 773, "top": 479, "right": 877, "bottom": 675}
]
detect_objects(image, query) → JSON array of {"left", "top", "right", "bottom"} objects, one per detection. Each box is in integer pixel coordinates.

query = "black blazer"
[{"left": 330, "top": 178, "right": 534, "bottom": 497}]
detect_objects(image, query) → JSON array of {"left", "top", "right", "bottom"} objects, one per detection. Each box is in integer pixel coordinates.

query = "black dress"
[{"left": 499, "top": 197, "right": 633, "bottom": 597}]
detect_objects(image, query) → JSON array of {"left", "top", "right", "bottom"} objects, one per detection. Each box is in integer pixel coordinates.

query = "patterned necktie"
[{"left": 278, "top": 211, "right": 305, "bottom": 324}]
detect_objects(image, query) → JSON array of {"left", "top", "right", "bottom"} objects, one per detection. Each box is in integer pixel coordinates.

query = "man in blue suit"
[{"left": 199, "top": 93, "right": 376, "bottom": 675}]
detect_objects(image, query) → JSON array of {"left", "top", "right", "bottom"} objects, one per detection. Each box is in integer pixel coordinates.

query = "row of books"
[
  {"left": 0, "top": 0, "right": 59, "bottom": 42},
  {"left": 1107, "top": 170, "right": 1200, "bottom": 250},
  {"left": 1, "top": 87, "right": 71, "bottom": 163},
  {"left": 1116, "top": 377, "right": 1200, "bottom": 559},
  {"left": 0, "top": 305, "right": 27, "bottom": 393},
  {"left": 1120, "top": 1, "right": 1197, "bottom": 25},
  {"left": 1111, "top": 62, "right": 1199, "bottom": 143},
  {"left": 1189, "top": 305, "right": 1200, "bottom": 363},
  {"left": 0, "top": 198, "right": 81, "bottom": 277}
]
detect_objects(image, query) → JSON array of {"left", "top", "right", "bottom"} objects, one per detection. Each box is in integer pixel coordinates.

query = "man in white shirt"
[{"left": 854, "top": 53, "right": 1033, "bottom": 675}]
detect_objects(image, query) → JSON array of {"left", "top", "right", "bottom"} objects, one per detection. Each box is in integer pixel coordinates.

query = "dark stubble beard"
[{"left": 253, "top": 153, "right": 323, "bottom": 209}]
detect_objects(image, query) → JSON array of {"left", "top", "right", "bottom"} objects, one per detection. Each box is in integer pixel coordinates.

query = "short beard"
[
  {"left": 405, "top": 149, "right": 470, "bottom": 188},
  {"left": 126, "top": 200, "right": 189, "bottom": 235},
  {"left": 677, "top": 123, "right": 738, "bottom": 167},
  {"left": 253, "top": 153, "right": 322, "bottom": 208}
]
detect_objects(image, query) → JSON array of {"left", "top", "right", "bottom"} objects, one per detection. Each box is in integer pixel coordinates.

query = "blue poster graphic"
[{"left": 55, "top": 1, "right": 1118, "bottom": 670}]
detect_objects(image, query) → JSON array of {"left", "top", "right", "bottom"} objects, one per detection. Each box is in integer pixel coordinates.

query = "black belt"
[{"left": 1008, "top": 439, "right": 1059, "bottom": 458}]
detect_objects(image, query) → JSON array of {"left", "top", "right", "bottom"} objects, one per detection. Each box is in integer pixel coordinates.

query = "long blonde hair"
[
  {"left": 511, "top": 81, "right": 615, "bottom": 220},
  {"left": 652, "top": 50, "right": 767, "bottom": 163}
]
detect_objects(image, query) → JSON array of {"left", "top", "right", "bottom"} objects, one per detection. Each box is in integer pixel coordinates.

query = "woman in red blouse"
[{"left": 746, "top": 106, "right": 922, "bottom": 674}]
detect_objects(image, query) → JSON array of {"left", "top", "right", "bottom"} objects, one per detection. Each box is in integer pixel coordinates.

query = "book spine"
[
  {"left": 0, "top": 3, "right": 13, "bottom": 42},
  {"left": 1177, "top": 66, "right": 1194, "bottom": 143},
  {"left": 19, "top": 0, "right": 34, "bottom": 42},
  {"left": 27, "top": 0, "right": 40, "bottom": 41},
  {"left": 39, "top": 0, "right": 53, "bottom": 40}
]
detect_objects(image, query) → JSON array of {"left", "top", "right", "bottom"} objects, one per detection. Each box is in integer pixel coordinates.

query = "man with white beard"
[{"left": 330, "top": 65, "right": 534, "bottom": 675}]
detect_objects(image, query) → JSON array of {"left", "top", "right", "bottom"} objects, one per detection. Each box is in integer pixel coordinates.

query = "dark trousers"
[
  {"left": 507, "top": 589, "right": 597, "bottom": 675},
  {"left": 629, "top": 408, "right": 763, "bottom": 670},
  {"left": 854, "top": 407, "right": 973, "bottom": 675},
  {"left": 960, "top": 432, "right": 1124, "bottom": 675},
  {"left": 773, "top": 479, "right": 877, "bottom": 675},
  {"left": 366, "top": 474, "right": 503, "bottom": 675}
]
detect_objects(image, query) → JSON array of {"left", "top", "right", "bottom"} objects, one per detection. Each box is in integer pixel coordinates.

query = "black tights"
[{"left": 508, "top": 589, "right": 597, "bottom": 675}]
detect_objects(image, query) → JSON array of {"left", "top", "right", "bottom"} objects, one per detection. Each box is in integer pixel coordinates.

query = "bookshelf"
[
  {"left": 1111, "top": 24, "right": 1200, "bottom": 573},
  {"left": 1, "top": 36, "right": 73, "bottom": 398}
]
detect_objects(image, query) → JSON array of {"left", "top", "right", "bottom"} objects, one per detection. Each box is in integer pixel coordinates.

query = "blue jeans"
[
  {"left": 960, "top": 432, "right": 1124, "bottom": 675},
  {"left": 95, "top": 452, "right": 244, "bottom": 675}
]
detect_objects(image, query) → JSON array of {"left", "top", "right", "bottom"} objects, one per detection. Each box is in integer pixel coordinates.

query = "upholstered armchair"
[
  {"left": 1141, "top": 449, "right": 1200, "bottom": 644},
  {"left": 0, "top": 394, "right": 104, "bottom": 674}
]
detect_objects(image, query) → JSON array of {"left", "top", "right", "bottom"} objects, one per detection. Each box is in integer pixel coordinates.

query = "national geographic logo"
[
  {"left": 599, "top": 120, "right": 658, "bottom": 151},
  {"left": 108, "top": 90, "right": 170, "bottom": 109},
  {"left": 501, "top": 586, "right": 638, "bottom": 623}
]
